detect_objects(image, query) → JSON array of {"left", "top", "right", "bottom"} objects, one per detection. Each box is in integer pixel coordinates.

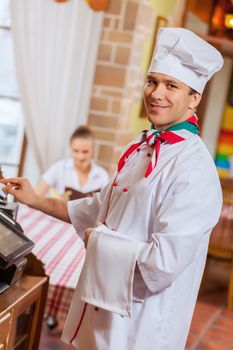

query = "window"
[{"left": 0, "top": 0, "right": 25, "bottom": 178}]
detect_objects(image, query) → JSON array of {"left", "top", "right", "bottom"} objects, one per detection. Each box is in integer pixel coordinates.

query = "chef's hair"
[
  {"left": 70, "top": 125, "right": 94, "bottom": 143},
  {"left": 188, "top": 87, "right": 199, "bottom": 96}
]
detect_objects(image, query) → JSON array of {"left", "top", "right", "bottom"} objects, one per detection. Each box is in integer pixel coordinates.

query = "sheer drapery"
[{"left": 10, "top": 0, "right": 103, "bottom": 172}]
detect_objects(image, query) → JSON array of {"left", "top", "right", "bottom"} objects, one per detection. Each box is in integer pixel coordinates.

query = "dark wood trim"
[
  {"left": 180, "top": 0, "right": 189, "bottom": 27},
  {"left": 0, "top": 25, "right": 10, "bottom": 31},
  {"left": 0, "top": 95, "right": 19, "bottom": 101},
  {"left": 18, "top": 133, "right": 27, "bottom": 177},
  {"left": 182, "top": 1, "right": 233, "bottom": 59}
]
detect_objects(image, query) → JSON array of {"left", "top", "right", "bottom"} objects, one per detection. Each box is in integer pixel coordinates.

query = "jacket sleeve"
[
  {"left": 68, "top": 184, "right": 110, "bottom": 238},
  {"left": 137, "top": 162, "right": 222, "bottom": 293}
]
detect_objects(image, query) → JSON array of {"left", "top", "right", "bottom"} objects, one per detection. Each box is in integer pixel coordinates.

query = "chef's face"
[
  {"left": 143, "top": 72, "right": 201, "bottom": 130},
  {"left": 70, "top": 137, "right": 94, "bottom": 171}
]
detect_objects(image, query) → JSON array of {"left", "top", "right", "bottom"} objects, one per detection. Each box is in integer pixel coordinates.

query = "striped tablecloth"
[{"left": 17, "top": 206, "right": 85, "bottom": 320}]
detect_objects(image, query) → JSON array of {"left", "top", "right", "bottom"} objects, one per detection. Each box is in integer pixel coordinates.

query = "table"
[{"left": 17, "top": 206, "right": 85, "bottom": 320}]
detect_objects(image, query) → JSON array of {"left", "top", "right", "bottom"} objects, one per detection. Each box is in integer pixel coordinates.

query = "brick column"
[{"left": 88, "top": 0, "right": 155, "bottom": 175}]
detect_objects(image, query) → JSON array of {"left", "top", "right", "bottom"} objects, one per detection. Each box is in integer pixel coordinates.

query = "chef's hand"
[
  {"left": 0, "top": 177, "right": 39, "bottom": 207},
  {"left": 84, "top": 222, "right": 102, "bottom": 249}
]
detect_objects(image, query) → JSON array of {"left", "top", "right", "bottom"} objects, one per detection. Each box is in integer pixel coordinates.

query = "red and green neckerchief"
[{"left": 118, "top": 115, "right": 199, "bottom": 178}]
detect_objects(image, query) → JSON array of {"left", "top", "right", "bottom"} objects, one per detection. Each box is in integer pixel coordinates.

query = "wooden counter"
[{"left": 0, "top": 254, "right": 48, "bottom": 350}]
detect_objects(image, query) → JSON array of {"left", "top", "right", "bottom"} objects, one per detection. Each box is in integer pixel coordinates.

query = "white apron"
[{"left": 62, "top": 130, "right": 222, "bottom": 350}]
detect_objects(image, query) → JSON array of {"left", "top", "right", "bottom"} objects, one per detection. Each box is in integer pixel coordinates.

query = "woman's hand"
[{"left": 0, "top": 177, "right": 39, "bottom": 207}]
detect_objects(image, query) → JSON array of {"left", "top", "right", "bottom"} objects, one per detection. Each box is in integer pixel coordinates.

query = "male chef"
[{"left": 1, "top": 27, "right": 224, "bottom": 350}]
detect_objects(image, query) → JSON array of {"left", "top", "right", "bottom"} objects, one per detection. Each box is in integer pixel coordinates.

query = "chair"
[{"left": 206, "top": 178, "right": 233, "bottom": 309}]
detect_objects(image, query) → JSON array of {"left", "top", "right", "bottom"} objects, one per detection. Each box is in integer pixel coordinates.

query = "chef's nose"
[{"left": 151, "top": 84, "right": 165, "bottom": 99}]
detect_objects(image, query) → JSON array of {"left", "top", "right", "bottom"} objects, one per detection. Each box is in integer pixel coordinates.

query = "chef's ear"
[{"left": 188, "top": 90, "right": 202, "bottom": 110}]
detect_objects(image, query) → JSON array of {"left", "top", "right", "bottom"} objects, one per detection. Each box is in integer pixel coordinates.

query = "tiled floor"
[
  {"left": 186, "top": 295, "right": 233, "bottom": 349},
  {"left": 39, "top": 288, "right": 233, "bottom": 350}
]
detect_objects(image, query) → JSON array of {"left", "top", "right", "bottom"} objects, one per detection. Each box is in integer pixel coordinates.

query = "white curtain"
[{"left": 10, "top": 0, "right": 103, "bottom": 172}]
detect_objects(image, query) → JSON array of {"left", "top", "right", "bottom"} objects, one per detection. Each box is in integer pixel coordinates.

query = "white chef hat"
[{"left": 149, "top": 27, "right": 224, "bottom": 93}]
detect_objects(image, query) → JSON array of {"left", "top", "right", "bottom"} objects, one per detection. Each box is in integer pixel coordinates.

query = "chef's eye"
[
  {"left": 147, "top": 79, "right": 156, "bottom": 85},
  {"left": 167, "top": 84, "right": 177, "bottom": 89}
]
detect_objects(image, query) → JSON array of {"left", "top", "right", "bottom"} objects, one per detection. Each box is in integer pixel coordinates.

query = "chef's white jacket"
[{"left": 62, "top": 130, "right": 222, "bottom": 350}]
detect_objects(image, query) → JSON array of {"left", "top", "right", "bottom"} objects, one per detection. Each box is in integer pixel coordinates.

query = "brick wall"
[{"left": 87, "top": 0, "right": 155, "bottom": 175}]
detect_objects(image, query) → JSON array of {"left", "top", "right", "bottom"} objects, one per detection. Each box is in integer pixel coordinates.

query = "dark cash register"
[{"left": 0, "top": 186, "right": 34, "bottom": 294}]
